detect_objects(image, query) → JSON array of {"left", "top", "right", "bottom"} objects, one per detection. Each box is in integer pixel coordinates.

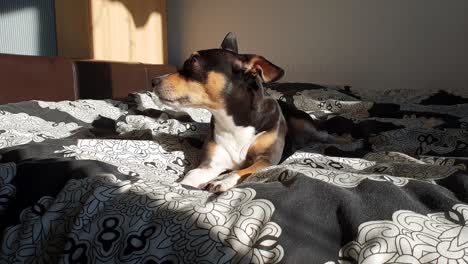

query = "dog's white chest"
[
  {"left": 214, "top": 126, "right": 256, "bottom": 165},
  {"left": 211, "top": 110, "right": 256, "bottom": 166}
]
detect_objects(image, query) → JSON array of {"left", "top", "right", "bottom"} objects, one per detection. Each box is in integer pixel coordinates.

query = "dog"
[{"left": 152, "top": 33, "right": 349, "bottom": 192}]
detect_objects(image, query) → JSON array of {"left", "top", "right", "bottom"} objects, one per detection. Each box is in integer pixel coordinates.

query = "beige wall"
[
  {"left": 55, "top": 0, "right": 167, "bottom": 64},
  {"left": 167, "top": 0, "right": 468, "bottom": 92}
]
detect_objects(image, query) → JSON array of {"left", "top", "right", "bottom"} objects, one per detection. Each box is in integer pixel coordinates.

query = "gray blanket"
[{"left": 1, "top": 83, "right": 467, "bottom": 263}]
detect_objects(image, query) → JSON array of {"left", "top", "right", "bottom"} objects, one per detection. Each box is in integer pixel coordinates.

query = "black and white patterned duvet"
[{"left": 1, "top": 83, "right": 468, "bottom": 263}]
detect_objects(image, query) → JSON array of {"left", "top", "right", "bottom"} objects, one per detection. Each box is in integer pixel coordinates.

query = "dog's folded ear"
[
  {"left": 221, "top": 32, "right": 283, "bottom": 82},
  {"left": 242, "top": 55, "right": 285, "bottom": 83},
  {"left": 221, "top": 32, "right": 238, "bottom": 53}
]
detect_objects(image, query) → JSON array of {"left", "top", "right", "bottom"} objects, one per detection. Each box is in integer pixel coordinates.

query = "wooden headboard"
[{"left": 0, "top": 53, "right": 176, "bottom": 104}]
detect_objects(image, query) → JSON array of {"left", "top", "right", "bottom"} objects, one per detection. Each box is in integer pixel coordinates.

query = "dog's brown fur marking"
[
  {"left": 199, "top": 139, "right": 218, "bottom": 168},
  {"left": 234, "top": 128, "right": 282, "bottom": 179},
  {"left": 289, "top": 118, "right": 306, "bottom": 131},
  {"left": 235, "top": 158, "right": 271, "bottom": 178},
  {"left": 164, "top": 73, "right": 203, "bottom": 99},
  {"left": 161, "top": 71, "right": 226, "bottom": 109},
  {"left": 248, "top": 130, "right": 279, "bottom": 158},
  {"left": 204, "top": 72, "right": 226, "bottom": 109}
]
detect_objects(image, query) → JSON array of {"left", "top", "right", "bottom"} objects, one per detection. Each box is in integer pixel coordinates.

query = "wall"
[
  {"left": 0, "top": 0, "right": 57, "bottom": 56},
  {"left": 55, "top": 0, "right": 167, "bottom": 64},
  {"left": 167, "top": 0, "right": 468, "bottom": 93},
  {"left": 90, "top": 0, "right": 167, "bottom": 64}
]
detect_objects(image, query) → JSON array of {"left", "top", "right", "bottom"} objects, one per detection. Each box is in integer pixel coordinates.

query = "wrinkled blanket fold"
[{"left": 1, "top": 84, "right": 468, "bottom": 263}]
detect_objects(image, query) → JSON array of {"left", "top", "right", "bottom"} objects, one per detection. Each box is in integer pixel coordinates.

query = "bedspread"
[{"left": 1, "top": 83, "right": 468, "bottom": 263}]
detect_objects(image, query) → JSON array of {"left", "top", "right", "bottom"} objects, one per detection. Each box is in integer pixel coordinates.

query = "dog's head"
[{"left": 152, "top": 33, "right": 284, "bottom": 110}]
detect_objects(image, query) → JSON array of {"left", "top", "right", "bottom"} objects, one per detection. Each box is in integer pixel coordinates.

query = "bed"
[{"left": 1, "top": 81, "right": 468, "bottom": 263}]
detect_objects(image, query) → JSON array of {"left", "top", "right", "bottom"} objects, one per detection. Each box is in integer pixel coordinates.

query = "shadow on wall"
[
  {"left": 88, "top": 0, "right": 167, "bottom": 64},
  {"left": 0, "top": 0, "right": 57, "bottom": 56},
  {"left": 107, "top": 0, "right": 159, "bottom": 28}
]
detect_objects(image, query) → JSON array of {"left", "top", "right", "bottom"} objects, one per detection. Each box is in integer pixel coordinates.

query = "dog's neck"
[
  {"left": 210, "top": 108, "right": 249, "bottom": 134},
  {"left": 209, "top": 106, "right": 257, "bottom": 165},
  {"left": 217, "top": 77, "right": 265, "bottom": 129}
]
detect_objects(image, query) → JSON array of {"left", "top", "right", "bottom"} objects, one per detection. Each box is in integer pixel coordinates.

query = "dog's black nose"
[{"left": 152, "top": 77, "right": 162, "bottom": 88}]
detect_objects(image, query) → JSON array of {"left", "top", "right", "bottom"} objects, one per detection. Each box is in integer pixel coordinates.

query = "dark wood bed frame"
[{"left": 0, "top": 53, "right": 176, "bottom": 104}]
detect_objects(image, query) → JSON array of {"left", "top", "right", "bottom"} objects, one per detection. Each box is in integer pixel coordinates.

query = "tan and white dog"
[{"left": 152, "top": 33, "right": 347, "bottom": 192}]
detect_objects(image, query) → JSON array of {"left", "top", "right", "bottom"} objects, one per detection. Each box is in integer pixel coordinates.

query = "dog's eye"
[
  {"left": 183, "top": 55, "right": 199, "bottom": 71},
  {"left": 190, "top": 55, "right": 199, "bottom": 64}
]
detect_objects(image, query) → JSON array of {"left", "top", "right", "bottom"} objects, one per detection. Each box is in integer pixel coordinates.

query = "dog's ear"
[
  {"left": 221, "top": 32, "right": 238, "bottom": 53},
  {"left": 242, "top": 55, "right": 284, "bottom": 83}
]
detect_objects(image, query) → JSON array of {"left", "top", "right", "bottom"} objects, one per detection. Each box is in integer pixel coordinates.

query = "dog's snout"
[{"left": 152, "top": 77, "right": 162, "bottom": 88}]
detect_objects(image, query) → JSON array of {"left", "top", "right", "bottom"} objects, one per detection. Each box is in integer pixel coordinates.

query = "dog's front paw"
[
  {"left": 179, "top": 169, "right": 207, "bottom": 188},
  {"left": 202, "top": 172, "right": 241, "bottom": 193},
  {"left": 179, "top": 168, "right": 222, "bottom": 188},
  {"left": 179, "top": 178, "right": 200, "bottom": 188}
]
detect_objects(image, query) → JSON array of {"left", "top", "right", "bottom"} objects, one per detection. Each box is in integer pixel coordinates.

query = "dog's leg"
[
  {"left": 204, "top": 125, "right": 285, "bottom": 192},
  {"left": 202, "top": 157, "right": 271, "bottom": 193},
  {"left": 180, "top": 166, "right": 227, "bottom": 188},
  {"left": 179, "top": 140, "right": 234, "bottom": 188},
  {"left": 287, "top": 115, "right": 353, "bottom": 146}
]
